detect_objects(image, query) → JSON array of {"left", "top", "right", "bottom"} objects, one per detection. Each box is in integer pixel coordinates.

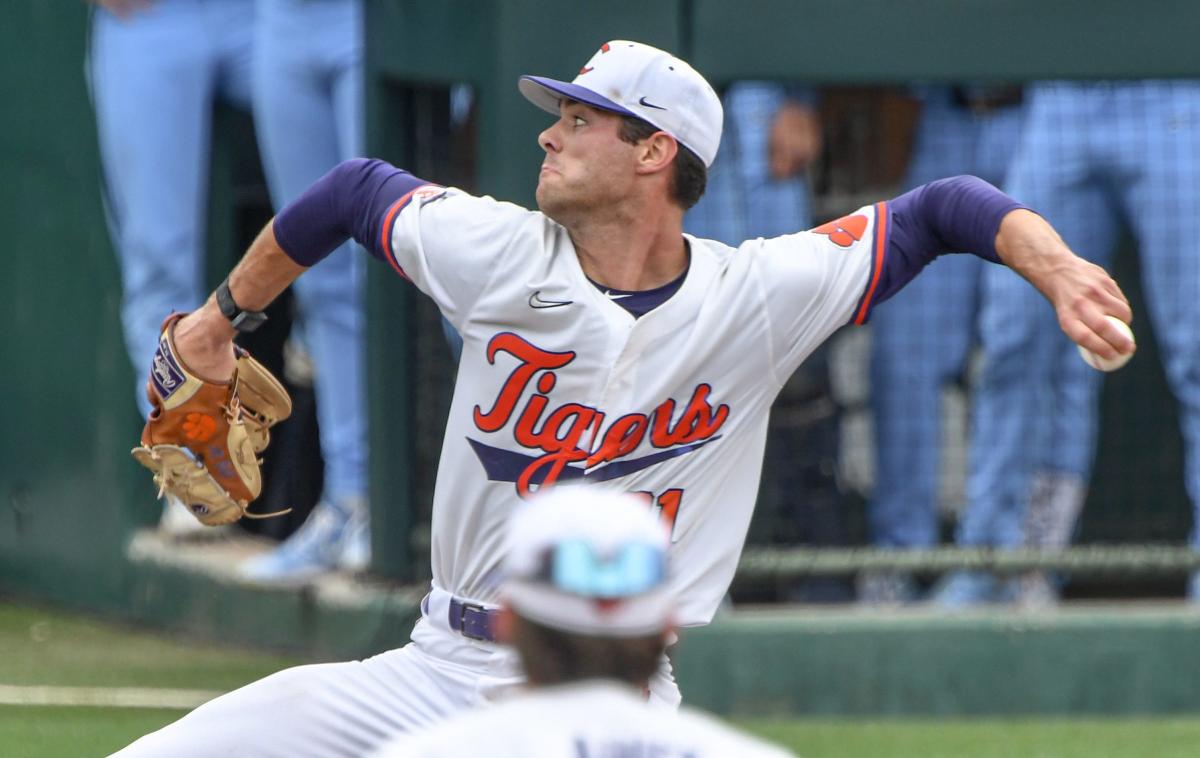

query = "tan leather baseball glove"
[{"left": 131, "top": 313, "right": 293, "bottom": 526}]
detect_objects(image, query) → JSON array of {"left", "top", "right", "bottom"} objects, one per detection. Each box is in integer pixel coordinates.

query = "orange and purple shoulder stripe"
[
  {"left": 378, "top": 185, "right": 447, "bottom": 280},
  {"left": 851, "top": 201, "right": 889, "bottom": 325}
]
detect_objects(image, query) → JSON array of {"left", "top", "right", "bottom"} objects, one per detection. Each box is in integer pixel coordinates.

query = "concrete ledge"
[
  {"left": 124, "top": 530, "right": 423, "bottom": 660},
  {"left": 121, "top": 533, "right": 1200, "bottom": 716},
  {"left": 673, "top": 604, "right": 1200, "bottom": 717}
]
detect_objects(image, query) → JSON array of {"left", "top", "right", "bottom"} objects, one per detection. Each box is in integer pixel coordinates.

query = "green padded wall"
[
  {"left": 0, "top": 4, "right": 275, "bottom": 608},
  {"left": 0, "top": 2, "right": 138, "bottom": 608}
]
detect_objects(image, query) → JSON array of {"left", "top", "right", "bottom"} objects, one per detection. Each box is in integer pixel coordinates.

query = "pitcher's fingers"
[
  {"left": 1097, "top": 276, "right": 1133, "bottom": 320},
  {"left": 1067, "top": 313, "right": 1134, "bottom": 359}
]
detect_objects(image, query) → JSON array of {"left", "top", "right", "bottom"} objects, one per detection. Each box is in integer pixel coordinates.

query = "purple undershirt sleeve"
[
  {"left": 870, "top": 175, "right": 1031, "bottom": 307},
  {"left": 272, "top": 158, "right": 429, "bottom": 267}
]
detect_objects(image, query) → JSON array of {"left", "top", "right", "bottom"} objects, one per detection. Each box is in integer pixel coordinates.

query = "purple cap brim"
[{"left": 518, "top": 76, "right": 636, "bottom": 118}]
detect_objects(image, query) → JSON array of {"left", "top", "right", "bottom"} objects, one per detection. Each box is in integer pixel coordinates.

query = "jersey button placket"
[{"left": 597, "top": 322, "right": 639, "bottom": 411}]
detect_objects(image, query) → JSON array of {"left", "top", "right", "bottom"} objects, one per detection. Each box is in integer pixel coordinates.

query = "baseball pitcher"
[{"left": 115, "top": 41, "right": 1134, "bottom": 757}]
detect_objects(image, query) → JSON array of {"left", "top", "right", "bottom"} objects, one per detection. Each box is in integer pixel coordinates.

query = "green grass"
[
  {"left": 0, "top": 601, "right": 297, "bottom": 690},
  {"left": 0, "top": 600, "right": 299, "bottom": 755},
  {"left": 0, "top": 706, "right": 185, "bottom": 758},
  {"left": 4, "top": 600, "right": 1200, "bottom": 757},
  {"left": 739, "top": 717, "right": 1200, "bottom": 758},
  {"left": 5, "top": 711, "right": 1200, "bottom": 758}
]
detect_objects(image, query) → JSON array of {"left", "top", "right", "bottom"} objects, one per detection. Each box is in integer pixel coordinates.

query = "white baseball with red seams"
[{"left": 1077, "top": 315, "right": 1135, "bottom": 372}]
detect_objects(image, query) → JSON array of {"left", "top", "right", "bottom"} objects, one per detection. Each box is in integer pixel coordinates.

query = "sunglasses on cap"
[{"left": 534, "top": 539, "right": 667, "bottom": 599}]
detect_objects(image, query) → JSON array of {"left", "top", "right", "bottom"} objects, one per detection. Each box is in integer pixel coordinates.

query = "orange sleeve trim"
[
  {"left": 379, "top": 187, "right": 421, "bottom": 281},
  {"left": 852, "top": 201, "right": 889, "bottom": 325}
]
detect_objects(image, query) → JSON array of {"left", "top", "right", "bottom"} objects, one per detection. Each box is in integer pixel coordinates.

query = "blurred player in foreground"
[
  {"left": 370, "top": 486, "right": 793, "bottom": 757},
  {"left": 114, "top": 40, "right": 1133, "bottom": 756}
]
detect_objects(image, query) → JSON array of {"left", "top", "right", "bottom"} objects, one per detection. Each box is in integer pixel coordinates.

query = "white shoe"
[
  {"left": 237, "top": 498, "right": 369, "bottom": 584},
  {"left": 857, "top": 570, "right": 918, "bottom": 606},
  {"left": 338, "top": 503, "right": 371, "bottom": 572},
  {"left": 1015, "top": 572, "right": 1060, "bottom": 609}
]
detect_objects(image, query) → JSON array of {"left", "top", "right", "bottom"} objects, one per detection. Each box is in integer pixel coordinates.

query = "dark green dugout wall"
[
  {"left": 0, "top": 3, "right": 136, "bottom": 608},
  {"left": 2, "top": 0, "right": 1200, "bottom": 613},
  {"left": 0, "top": 3, "right": 272, "bottom": 610}
]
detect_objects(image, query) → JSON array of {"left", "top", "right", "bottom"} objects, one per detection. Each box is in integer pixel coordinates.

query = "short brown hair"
[
  {"left": 511, "top": 612, "right": 665, "bottom": 688},
  {"left": 618, "top": 116, "right": 708, "bottom": 210}
]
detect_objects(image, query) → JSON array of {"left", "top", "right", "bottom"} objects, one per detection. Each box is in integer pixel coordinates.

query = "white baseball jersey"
[
  {"left": 368, "top": 680, "right": 796, "bottom": 758},
  {"left": 386, "top": 186, "right": 885, "bottom": 626},
  {"left": 111, "top": 189, "right": 884, "bottom": 758}
]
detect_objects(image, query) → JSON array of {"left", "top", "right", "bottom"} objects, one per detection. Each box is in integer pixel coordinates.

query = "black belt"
[{"left": 448, "top": 598, "right": 498, "bottom": 642}]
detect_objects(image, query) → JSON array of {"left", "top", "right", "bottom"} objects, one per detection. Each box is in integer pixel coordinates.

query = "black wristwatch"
[{"left": 216, "top": 278, "right": 268, "bottom": 333}]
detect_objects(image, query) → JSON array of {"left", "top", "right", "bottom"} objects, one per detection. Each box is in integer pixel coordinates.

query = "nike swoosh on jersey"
[
  {"left": 528, "top": 291, "right": 573, "bottom": 309},
  {"left": 638, "top": 96, "right": 667, "bottom": 110},
  {"left": 604, "top": 291, "right": 634, "bottom": 300},
  {"left": 466, "top": 436, "right": 721, "bottom": 485}
]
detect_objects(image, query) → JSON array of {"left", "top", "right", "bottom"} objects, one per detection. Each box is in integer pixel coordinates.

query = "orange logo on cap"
[
  {"left": 812, "top": 214, "right": 868, "bottom": 248},
  {"left": 579, "top": 43, "right": 611, "bottom": 74}
]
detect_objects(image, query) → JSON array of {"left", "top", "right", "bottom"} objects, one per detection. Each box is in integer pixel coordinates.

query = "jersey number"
[{"left": 634, "top": 488, "right": 684, "bottom": 541}]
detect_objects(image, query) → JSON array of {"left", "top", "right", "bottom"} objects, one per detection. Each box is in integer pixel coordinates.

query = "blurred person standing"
[
  {"left": 686, "top": 83, "right": 851, "bottom": 601},
  {"left": 941, "top": 81, "right": 1200, "bottom": 606},
  {"left": 685, "top": 82, "right": 819, "bottom": 244},
  {"left": 236, "top": 0, "right": 371, "bottom": 582},
  {"left": 370, "top": 486, "right": 794, "bottom": 758},
  {"left": 863, "top": 85, "right": 1025, "bottom": 604},
  {"left": 89, "top": 0, "right": 375, "bottom": 577},
  {"left": 88, "top": 0, "right": 257, "bottom": 533},
  {"left": 243, "top": 1, "right": 476, "bottom": 582}
]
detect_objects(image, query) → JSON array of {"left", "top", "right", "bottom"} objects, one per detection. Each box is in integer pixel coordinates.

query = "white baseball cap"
[
  {"left": 518, "top": 40, "right": 723, "bottom": 168},
  {"left": 501, "top": 486, "right": 673, "bottom": 637}
]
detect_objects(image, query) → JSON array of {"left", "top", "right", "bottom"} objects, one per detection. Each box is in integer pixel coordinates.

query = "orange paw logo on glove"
[
  {"left": 182, "top": 412, "right": 218, "bottom": 442},
  {"left": 132, "top": 312, "right": 293, "bottom": 527}
]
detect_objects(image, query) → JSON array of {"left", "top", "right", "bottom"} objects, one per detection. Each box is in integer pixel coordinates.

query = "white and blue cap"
[
  {"left": 502, "top": 486, "right": 673, "bottom": 637},
  {"left": 518, "top": 40, "right": 723, "bottom": 168}
]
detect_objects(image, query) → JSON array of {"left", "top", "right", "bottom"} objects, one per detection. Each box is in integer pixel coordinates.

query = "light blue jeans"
[
  {"left": 90, "top": 0, "right": 256, "bottom": 418},
  {"left": 964, "top": 82, "right": 1200, "bottom": 568},
  {"left": 91, "top": 0, "right": 371, "bottom": 504},
  {"left": 868, "top": 88, "right": 1025, "bottom": 548},
  {"left": 252, "top": 0, "right": 367, "bottom": 503}
]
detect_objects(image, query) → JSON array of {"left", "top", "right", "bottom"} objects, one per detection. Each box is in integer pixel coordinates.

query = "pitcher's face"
[{"left": 535, "top": 101, "right": 640, "bottom": 225}]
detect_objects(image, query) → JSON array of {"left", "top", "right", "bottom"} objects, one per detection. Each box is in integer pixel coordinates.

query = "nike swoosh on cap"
[
  {"left": 529, "top": 291, "right": 573, "bottom": 309},
  {"left": 637, "top": 96, "right": 668, "bottom": 110}
]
